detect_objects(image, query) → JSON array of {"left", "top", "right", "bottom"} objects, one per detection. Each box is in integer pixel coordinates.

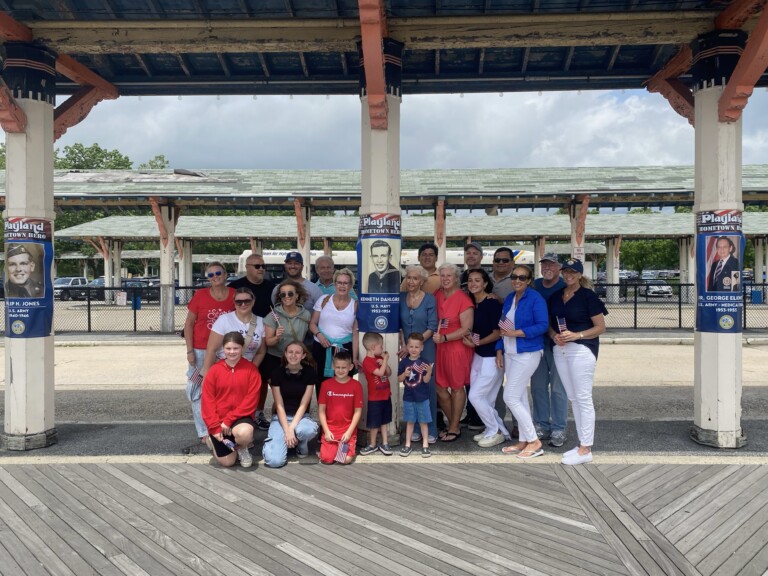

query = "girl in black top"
[{"left": 262, "top": 341, "right": 320, "bottom": 467}]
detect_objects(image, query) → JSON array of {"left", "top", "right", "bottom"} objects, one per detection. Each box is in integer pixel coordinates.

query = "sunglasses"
[
  {"left": 335, "top": 280, "right": 351, "bottom": 286},
  {"left": 247, "top": 264, "right": 265, "bottom": 269},
  {"left": 234, "top": 299, "right": 253, "bottom": 306},
  {"left": 279, "top": 291, "right": 296, "bottom": 298},
  {"left": 494, "top": 258, "right": 511, "bottom": 264},
  {"left": 510, "top": 274, "right": 530, "bottom": 281},
  {"left": 206, "top": 270, "right": 223, "bottom": 278}
]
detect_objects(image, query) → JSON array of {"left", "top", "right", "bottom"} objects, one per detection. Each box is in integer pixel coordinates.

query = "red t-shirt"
[
  {"left": 319, "top": 377, "right": 363, "bottom": 432},
  {"left": 188, "top": 287, "right": 236, "bottom": 349},
  {"left": 362, "top": 355, "right": 391, "bottom": 401}
]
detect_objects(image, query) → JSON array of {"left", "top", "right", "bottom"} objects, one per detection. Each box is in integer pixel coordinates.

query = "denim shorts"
[
  {"left": 403, "top": 399, "right": 432, "bottom": 424},
  {"left": 366, "top": 399, "right": 392, "bottom": 428}
]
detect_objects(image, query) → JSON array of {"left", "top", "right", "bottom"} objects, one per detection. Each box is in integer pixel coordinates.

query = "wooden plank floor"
[{"left": 0, "top": 462, "right": 766, "bottom": 576}]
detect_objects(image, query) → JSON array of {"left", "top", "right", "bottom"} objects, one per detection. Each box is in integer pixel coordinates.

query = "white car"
[{"left": 638, "top": 280, "right": 674, "bottom": 298}]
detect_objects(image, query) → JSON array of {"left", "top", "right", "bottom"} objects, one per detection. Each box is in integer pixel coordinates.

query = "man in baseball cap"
[
  {"left": 271, "top": 250, "right": 322, "bottom": 310},
  {"left": 531, "top": 251, "right": 568, "bottom": 448},
  {"left": 460, "top": 242, "right": 484, "bottom": 291}
]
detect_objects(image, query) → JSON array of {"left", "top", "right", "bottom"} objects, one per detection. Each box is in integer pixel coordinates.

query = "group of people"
[{"left": 183, "top": 243, "right": 607, "bottom": 469}]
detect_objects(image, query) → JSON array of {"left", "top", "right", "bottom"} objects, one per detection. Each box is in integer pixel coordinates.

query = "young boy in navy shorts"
[
  {"left": 359, "top": 332, "right": 394, "bottom": 456},
  {"left": 398, "top": 332, "right": 434, "bottom": 457},
  {"left": 318, "top": 350, "right": 363, "bottom": 465}
]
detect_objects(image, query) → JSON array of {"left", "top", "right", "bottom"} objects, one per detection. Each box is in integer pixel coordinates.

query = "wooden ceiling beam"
[{"left": 25, "top": 12, "right": 723, "bottom": 55}]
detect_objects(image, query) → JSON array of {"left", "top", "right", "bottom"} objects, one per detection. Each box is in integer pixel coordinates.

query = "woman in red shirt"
[{"left": 201, "top": 331, "right": 261, "bottom": 468}]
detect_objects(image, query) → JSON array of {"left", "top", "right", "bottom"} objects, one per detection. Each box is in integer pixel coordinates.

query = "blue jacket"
[{"left": 495, "top": 287, "right": 549, "bottom": 354}]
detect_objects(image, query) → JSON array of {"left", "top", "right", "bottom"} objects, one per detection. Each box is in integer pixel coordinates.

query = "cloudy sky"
[{"left": 56, "top": 88, "right": 768, "bottom": 170}]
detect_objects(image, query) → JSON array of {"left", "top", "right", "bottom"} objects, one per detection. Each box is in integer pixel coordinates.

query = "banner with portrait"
[
  {"left": 4, "top": 218, "right": 54, "bottom": 338},
  {"left": 356, "top": 214, "right": 401, "bottom": 333},
  {"left": 695, "top": 209, "right": 744, "bottom": 333}
]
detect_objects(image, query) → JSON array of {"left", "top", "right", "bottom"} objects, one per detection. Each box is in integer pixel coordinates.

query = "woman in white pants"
[
  {"left": 547, "top": 259, "right": 607, "bottom": 466},
  {"left": 462, "top": 268, "right": 507, "bottom": 447},
  {"left": 496, "top": 265, "right": 549, "bottom": 460}
]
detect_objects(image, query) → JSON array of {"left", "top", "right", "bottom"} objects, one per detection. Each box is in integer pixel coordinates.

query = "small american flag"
[
  {"left": 270, "top": 307, "right": 281, "bottom": 326},
  {"left": 334, "top": 441, "right": 349, "bottom": 463},
  {"left": 470, "top": 332, "right": 481, "bottom": 345},
  {"left": 557, "top": 316, "right": 568, "bottom": 333},
  {"left": 438, "top": 318, "right": 450, "bottom": 331},
  {"left": 498, "top": 317, "right": 515, "bottom": 332},
  {"left": 190, "top": 368, "right": 203, "bottom": 385},
  {"left": 412, "top": 361, "right": 430, "bottom": 374}
]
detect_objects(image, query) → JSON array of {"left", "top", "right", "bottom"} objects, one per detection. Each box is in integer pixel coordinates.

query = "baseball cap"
[
  {"left": 560, "top": 259, "right": 584, "bottom": 274},
  {"left": 539, "top": 252, "right": 561, "bottom": 264},
  {"left": 284, "top": 251, "right": 304, "bottom": 264},
  {"left": 464, "top": 242, "right": 482, "bottom": 252}
]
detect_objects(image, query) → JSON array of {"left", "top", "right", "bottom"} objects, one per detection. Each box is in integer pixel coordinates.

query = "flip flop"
[
  {"left": 517, "top": 448, "right": 544, "bottom": 460},
  {"left": 441, "top": 431, "right": 461, "bottom": 443},
  {"left": 501, "top": 444, "right": 525, "bottom": 454}
]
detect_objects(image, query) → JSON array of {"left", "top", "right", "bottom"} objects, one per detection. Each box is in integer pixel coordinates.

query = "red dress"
[{"left": 435, "top": 289, "right": 474, "bottom": 390}]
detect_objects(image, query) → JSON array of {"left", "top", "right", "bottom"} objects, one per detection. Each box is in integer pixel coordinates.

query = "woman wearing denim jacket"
[{"left": 495, "top": 265, "right": 549, "bottom": 459}]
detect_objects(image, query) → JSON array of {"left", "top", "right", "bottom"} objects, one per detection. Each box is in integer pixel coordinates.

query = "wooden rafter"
[
  {"left": 358, "top": 0, "right": 389, "bottom": 130},
  {"left": 648, "top": 78, "right": 695, "bottom": 125},
  {"left": 719, "top": 5, "right": 768, "bottom": 122},
  {"left": 0, "top": 11, "right": 33, "bottom": 41},
  {"left": 0, "top": 77, "right": 27, "bottom": 132}
]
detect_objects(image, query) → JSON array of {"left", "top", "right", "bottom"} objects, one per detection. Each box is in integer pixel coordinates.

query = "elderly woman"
[
  {"left": 201, "top": 331, "right": 261, "bottom": 468},
  {"left": 262, "top": 279, "right": 311, "bottom": 389},
  {"left": 432, "top": 263, "right": 474, "bottom": 442},
  {"left": 201, "top": 287, "right": 266, "bottom": 377},
  {"left": 548, "top": 259, "right": 607, "bottom": 466},
  {"left": 496, "top": 265, "right": 549, "bottom": 459},
  {"left": 399, "top": 264, "right": 438, "bottom": 443},
  {"left": 309, "top": 268, "right": 358, "bottom": 386},
  {"left": 462, "top": 268, "right": 509, "bottom": 447},
  {"left": 183, "top": 261, "right": 235, "bottom": 445},
  {"left": 262, "top": 341, "right": 320, "bottom": 467}
]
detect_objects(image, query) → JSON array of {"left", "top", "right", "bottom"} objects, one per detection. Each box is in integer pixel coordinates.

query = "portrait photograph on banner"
[{"left": 356, "top": 214, "right": 401, "bottom": 333}]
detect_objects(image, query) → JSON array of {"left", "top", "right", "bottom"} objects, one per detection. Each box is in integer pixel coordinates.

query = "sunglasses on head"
[
  {"left": 206, "top": 270, "right": 223, "bottom": 278},
  {"left": 510, "top": 274, "right": 530, "bottom": 281},
  {"left": 234, "top": 298, "right": 253, "bottom": 305},
  {"left": 247, "top": 264, "right": 265, "bottom": 269},
  {"left": 279, "top": 291, "right": 296, "bottom": 298},
  {"left": 494, "top": 257, "right": 511, "bottom": 264}
]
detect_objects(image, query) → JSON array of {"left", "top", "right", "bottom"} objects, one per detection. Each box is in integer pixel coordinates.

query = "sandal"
[
  {"left": 441, "top": 431, "right": 461, "bottom": 443},
  {"left": 501, "top": 444, "right": 525, "bottom": 454},
  {"left": 517, "top": 448, "right": 544, "bottom": 460}
]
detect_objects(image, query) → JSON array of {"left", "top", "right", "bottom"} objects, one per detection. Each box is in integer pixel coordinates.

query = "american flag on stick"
[
  {"left": 412, "top": 361, "right": 431, "bottom": 375},
  {"left": 438, "top": 318, "right": 450, "bottom": 332},
  {"left": 270, "top": 307, "right": 281, "bottom": 326},
  {"left": 498, "top": 317, "right": 515, "bottom": 332},
  {"left": 470, "top": 332, "right": 481, "bottom": 345},
  {"left": 334, "top": 441, "right": 349, "bottom": 463},
  {"left": 190, "top": 368, "right": 203, "bottom": 385},
  {"left": 557, "top": 316, "right": 568, "bottom": 333}
]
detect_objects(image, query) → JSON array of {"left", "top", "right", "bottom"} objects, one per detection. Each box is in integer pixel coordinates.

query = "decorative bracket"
[
  {"left": 435, "top": 198, "right": 446, "bottom": 247},
  {"left": 294, "top": 198, "right": 307, "bottom": 248},
  {"left": 647, "top": 78, "right": 695, "bottom": 126},
  {"left": 0, "top": 77, "right": 27, "bottom": 132},
  {"left": 87, "top": 236, "right": 109, "bottom": 260},
  {"left": 149, "top": 197, "right": 180, "bottom": 248},
  {"left": 358, "top": 0, "right": 389, "bottom": 130}
]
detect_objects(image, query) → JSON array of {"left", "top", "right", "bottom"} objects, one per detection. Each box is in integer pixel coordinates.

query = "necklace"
[
  {"left": 563, "top": 289, "right": 577, "bottom": 302},
  {"left": 408, "top": 291, "right": 424, "bottom": 307}
]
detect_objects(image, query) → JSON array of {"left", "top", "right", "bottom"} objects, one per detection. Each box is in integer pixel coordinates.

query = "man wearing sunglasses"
[
  {"left": 490, "top": 247, "right": 516, "bottom": 300},
  {"left": 228, "top": 253, "right": 275, "bottom": 318},
  {"left": 271, "top": 251, "right": 323, "bottom": 311}
]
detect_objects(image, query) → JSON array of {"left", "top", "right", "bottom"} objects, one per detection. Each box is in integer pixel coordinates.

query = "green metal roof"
[{"left": 56, "top": 212, "right": 768, "bottom": 242}]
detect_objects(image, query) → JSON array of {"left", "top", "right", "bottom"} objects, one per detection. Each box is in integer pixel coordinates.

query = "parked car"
[
  {"left": 54, "top": 277, "right": 88, "bottom": 300},
  {"left": 638, "top": 279, "right": 674, "bottom": 298}
]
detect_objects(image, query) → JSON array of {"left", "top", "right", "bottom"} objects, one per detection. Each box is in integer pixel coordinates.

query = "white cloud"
[{"left": 55, "top": 88, "right": 768, "bottom": 170}]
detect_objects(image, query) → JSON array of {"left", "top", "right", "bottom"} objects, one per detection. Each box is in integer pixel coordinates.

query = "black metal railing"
[{"left": 0, "top": 283, "right": 766, "bottom": 334}]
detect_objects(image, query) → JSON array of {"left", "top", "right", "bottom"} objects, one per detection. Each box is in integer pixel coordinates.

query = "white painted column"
[
  {"left": 606, "top": 236, "right": 621, "bottom": 303},
  {"left": 753, "top": 237, "right": 766, "bottom": 285},
  {"left": 679, "top": 236, "right": 696, "bottom": 303},
  {"left": 106, "top": 239, "right": 122, "bottom": 304},
  {"left": 360, "top": 92, "right": 402, "bottom": 444},
  {"left": 2, "top": 45, "right": 57, "bottom": 450},
  {"left": 157, "top": 205, "right": 176, "bottom": 333},
  {"left": 177, "top": 239, "right": 194, "bottom": 305},
  {"left": 690, "top": 34, "right": 745, "bottom": 448},
  {"left": 295, "top": 202, "right": 312, "bottom": 280},
  {"left": 533, "top": 237, "right": 546, "bottom": 279}
]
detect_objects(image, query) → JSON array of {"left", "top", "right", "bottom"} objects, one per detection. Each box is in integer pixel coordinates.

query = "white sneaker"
[
  {"left": 237, "top": 447, "right": 253, "bottom": 468},
  {"left": 473, "top": 431, "right": 487, "bottom": 442},
  {"left": 563, "top": 446, "right": 580, "bottom": 457},
  {"left": 562, "top": 451, "right": 592, "bottom": 466},
  {"left": 478, "top": 433, "right": 505, "bottom": 448}
]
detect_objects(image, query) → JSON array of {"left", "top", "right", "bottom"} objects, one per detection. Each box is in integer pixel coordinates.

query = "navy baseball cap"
[
  {"left": 284, "top": 251, "right": 303, "bottom": 264},
  {"left": 561, "top": 259, "right": 584, "bottom": 274}
]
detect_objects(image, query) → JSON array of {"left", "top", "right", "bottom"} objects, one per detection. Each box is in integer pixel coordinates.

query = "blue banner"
[
  {"left": 4, "top": 218, "right": 54, "bottom": 338},
  {"left": 695, "top": 210, "right": 743, "bottom": 333},
  {"left": 356, "top": 214, "right": 401, "bottom": 333}
]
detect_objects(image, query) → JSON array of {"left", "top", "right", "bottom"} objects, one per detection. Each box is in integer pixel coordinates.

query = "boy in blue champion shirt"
[{"left": 398, "top": 332, "right": 434, "bottom": 458}]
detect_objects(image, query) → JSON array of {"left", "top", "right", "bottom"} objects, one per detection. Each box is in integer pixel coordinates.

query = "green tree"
[
  {"left": 138, "top": 154, "right": 170, "bottom": 169},
  {"left": 621, "top": 239, "right": 679, "bottom": 274},
  {"left": 0, "top": 143, "right": 5, "bottom": 169},
  {"left": 55, "top": 143, "right": 132, "bottom": 169}
]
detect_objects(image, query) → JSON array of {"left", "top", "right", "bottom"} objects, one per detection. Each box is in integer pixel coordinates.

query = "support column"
[
  {"left": 293, "top": 199, "right": 312, "bottom": 280},
  {"left": 690, "top": 30, "right": 746, "bottom": 448},
  {"left": 753, "top": 237, "right": 766, "bottom": 285},
  {"left": 679, "top": 236, "right": 696, "bottom": 303},
  {"left": 359, "top": 35, "right": 404, "bottom": 444},
  {"left": 177, "top": 239, "right": 194, "bottom": 305},
  {"left": 569, "top": 196, "right": 589, "bottom": 264},
  {"left": 249, "top": 238, "right": 263, "bottom": 258},
  {"left": 151, "top": 202, "right": 178, "bottom": 334},
  {"left": 606, "top": 236, "right": 621, "bottom": 303},
  {"left": 433, "top": 198, "right": 447, "bottom": 266},
  {"left": 1, "top": 44, "right": 57, "bottom": 450},
  {"left": 533, "top": 237, "right": 546, "bottom": 279},
  {"left": 106, "top": 239, "right": 123, "bottom": 303}
]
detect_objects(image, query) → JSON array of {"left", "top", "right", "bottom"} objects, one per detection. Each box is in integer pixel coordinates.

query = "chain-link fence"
[{"left": 0, "top": 283, "right": 767, "bottom": 334}]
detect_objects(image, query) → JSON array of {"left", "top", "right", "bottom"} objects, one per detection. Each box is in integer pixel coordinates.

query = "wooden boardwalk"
[{"left": 0, "top": 462, "right": 766, "bottom": 576}]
